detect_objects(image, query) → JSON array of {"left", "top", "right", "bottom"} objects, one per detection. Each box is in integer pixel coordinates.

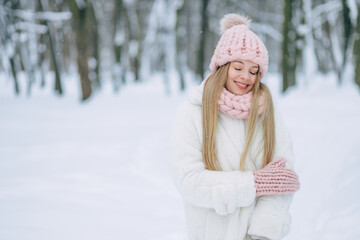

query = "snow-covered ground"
[{"left": 0, "top": 73, "right": 359, "bottom": 240}]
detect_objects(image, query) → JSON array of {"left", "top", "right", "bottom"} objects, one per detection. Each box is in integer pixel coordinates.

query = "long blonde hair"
[{"left": 201, "top": 63, "right": 275, "bottom": 171}]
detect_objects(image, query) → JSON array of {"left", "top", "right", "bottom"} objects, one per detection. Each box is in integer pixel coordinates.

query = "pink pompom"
[{"left": 220, "top": 13, "right": 251, "bottom": 34}]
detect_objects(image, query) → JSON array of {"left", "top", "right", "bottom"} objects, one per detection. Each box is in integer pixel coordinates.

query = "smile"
[{"left": 234, "top": 81, "right": 248, "bottom": 88}]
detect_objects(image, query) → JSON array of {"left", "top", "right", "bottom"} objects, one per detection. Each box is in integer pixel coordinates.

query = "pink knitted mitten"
[{"left": 253, "top": 158, "right": 300, "bottom": 197}]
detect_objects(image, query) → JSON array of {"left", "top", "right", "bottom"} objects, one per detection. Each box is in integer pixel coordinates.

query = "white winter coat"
[{"left": 169, "top": 82, "right": 296, "bottom": 240}]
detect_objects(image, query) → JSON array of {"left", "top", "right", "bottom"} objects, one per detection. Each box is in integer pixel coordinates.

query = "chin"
[{"left": 233, "top": 88, "right": 249, "bottom": 96}]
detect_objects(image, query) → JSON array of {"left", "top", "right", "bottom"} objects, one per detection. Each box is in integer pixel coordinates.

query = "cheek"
[
  {"left": 249, "top": 76, "right": 257, "bottom": 85},
  {"left": 228, "top": 70, "right": 239, "bottom": 79},
  {"left": 225, "top": 78, "right": 232, "bottom": 89}
]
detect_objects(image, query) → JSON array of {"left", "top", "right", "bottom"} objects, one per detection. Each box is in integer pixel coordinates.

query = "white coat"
[{"left": 169, "top": 82, "right": 296, "bottom": 240}]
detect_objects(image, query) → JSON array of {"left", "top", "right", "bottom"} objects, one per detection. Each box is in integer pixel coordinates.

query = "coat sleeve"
[
  {"left": 248, "top": 110, "right": 297, "bottom": 240},
  {"left": 168, "top": 102, "right": 256, "bottom": 216}
]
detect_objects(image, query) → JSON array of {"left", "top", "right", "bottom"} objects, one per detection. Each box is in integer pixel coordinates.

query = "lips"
[{"left": 234, "top": 81, "right": 248, "bottom": 89}]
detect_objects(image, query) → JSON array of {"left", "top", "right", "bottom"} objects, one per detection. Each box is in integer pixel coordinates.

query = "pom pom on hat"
[{"left": 220, "top": 14, "right": 251, "bottom": 34}]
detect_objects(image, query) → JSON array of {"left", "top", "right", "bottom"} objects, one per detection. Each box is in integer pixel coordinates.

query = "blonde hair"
[{"left": 202, "top": 63, "right": 275, "bottom": 171}]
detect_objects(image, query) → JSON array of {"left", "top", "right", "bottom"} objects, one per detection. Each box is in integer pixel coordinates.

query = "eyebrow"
[{"left": 236, "top": 61, "right": 259, "bottom": 69}]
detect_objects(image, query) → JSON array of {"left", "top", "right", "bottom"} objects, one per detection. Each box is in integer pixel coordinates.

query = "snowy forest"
[
  {"left": 1, "top": 1, "right": 360, "bottom": 240},
  {"left": 1, "top": 0, "right": 360, "bottom": 100}
]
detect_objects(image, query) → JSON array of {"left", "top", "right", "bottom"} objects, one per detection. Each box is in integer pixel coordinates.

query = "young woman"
[{"left": 169, "top": 14, "right": 300, "bottom": 240}]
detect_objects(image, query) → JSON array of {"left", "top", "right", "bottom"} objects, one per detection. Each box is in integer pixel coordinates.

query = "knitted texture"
[
  {"left": 209, "top": 14, "right": 269, "bottom": 79},
  {"left": 218, "top": 87, "right": 264, "bottom": 119},
  {"left": 253, "top": 158, "right": 300, "bottom": 197}
]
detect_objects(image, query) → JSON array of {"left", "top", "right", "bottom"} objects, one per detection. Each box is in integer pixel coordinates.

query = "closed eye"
[{"left": 250, "top": 72, "right": 257, "bottom": 75}]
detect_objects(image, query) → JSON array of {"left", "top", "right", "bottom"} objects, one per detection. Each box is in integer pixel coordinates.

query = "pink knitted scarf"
[{"left": 218, "top": 87, "right": 264, "bottom": 119}]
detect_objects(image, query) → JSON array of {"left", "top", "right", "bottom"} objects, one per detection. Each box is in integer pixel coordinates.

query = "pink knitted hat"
[{"left": 209, "top": 14, "right": 269, "bottom": 79}]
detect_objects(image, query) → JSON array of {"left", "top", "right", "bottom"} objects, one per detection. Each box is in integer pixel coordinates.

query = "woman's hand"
[{"left": 253, "top": 158, "right": 300, "bottom": 197}]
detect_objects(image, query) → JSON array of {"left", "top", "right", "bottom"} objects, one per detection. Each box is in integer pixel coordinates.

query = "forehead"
[{"left": 232, "top": 60, "right": 259, "bottom": 69}]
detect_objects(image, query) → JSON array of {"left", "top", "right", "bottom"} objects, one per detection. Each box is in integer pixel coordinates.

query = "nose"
[{"left": 239, "top": 71, "right": 249, "bottom": 81}]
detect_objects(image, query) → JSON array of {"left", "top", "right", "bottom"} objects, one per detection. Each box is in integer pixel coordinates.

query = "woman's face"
[{"left": 225, "top": 60, "right": 259, "bottom": 95}]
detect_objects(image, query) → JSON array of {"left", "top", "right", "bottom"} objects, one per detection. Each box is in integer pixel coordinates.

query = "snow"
[
  {"left": 13, "top": 10, "right": 72, "bottom": 22},
  {"left": 1, "top": 72, "right": 360, "bottom": 239}
]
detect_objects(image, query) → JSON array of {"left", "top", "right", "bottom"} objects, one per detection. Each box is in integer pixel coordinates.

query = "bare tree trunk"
[
  {"left": 196, "top": 0, "right": 209, "bottom": 80},
  {"left": 2, "top": 1, "right": 21, "bottom": 95},
  {"left": 36, "top": 0, "right": 47, "bottom": 88},
  {"left": 40, "top": 0, "right": 63, "bottom": 95},
  {"left": 175, "top": 0, "right": 187, "bottom": 91},
  {"left": 302, "top": 0, "right": 315, "bottom": 88},
  {"left": 113, "top": 0, "right": 125, "bottom": 91},
  {"left": 339, "top": 0, "right": 353, "bottom": 85},
  {"left": 9, "top": 56, "right": 20, "bottom": 95},
  {"left": 324, "top": 19, "right": 343, "bottom": 84},
  {"left": 281, "top": 0, "right": 297, "bottom": 92},
  {"left": 354, "top": 3, "right": 360, "bottom": 89},
  {"left": 89, "top": 3, "right": 100, "bottom": 90},
  {"left": 342, "top": 0, "right": 352, "bottom": 61},
  {"left": 68, "top": 0, "right": 93, "bottom": 101},
  {"left": 19, "top": 42, "right": 35, "bottom": 96},
  {"left": 125, "top": 2, "right": 140, "bottom": 81}
]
